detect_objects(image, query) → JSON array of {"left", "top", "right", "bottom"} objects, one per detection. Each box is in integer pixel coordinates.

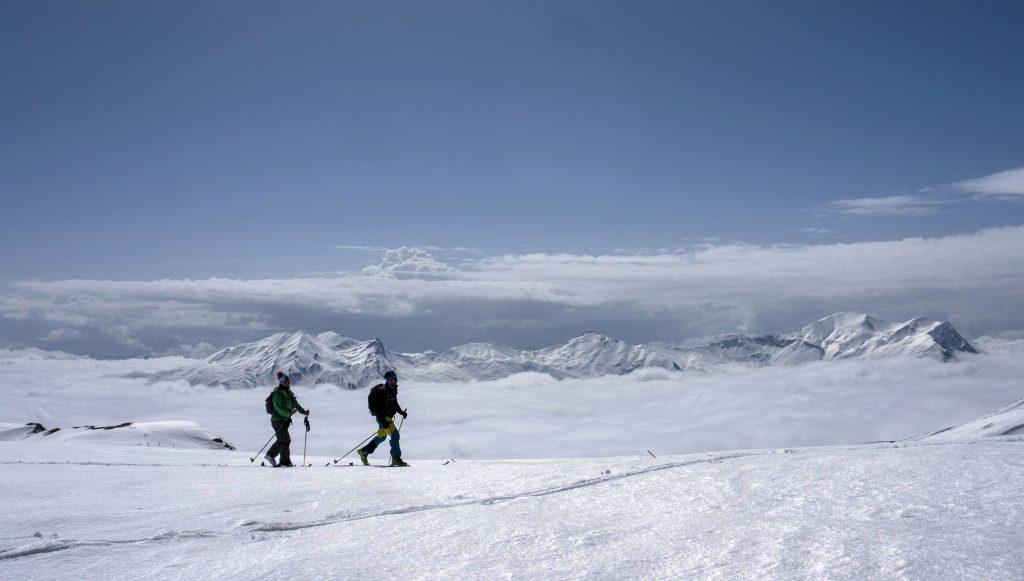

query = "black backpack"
[
  {"left": 265, "top": 387, "right": 280, "bottom": 415},
  {"left": 367, "top": 383, "right": 387, "bottom": 416}
]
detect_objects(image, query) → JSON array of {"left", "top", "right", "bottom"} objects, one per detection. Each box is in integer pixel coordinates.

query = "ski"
[{"left": 258, "top": 461, "right": 406, "bottom": 468}]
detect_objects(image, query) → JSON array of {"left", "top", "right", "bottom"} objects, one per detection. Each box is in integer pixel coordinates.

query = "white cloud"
[
  {"left": 3, "top": 227, "right": 1024, "bottom": 356},
  {"left": 174, "top": 341, "right": 217, "bottom": 358},
  {"left": 332, "top": 244, "right": 482, "bottom": 255},
  {"left": 821, "top": 195, "right": 948, "bottom": 217},
  {"left": 953, "top": 165, "right": 1024, "bottom": 199},
  {"left": 801, "top": 228, "right": 836, "bottom": 236},
  {"left": 41, "top": 327, "right": 83, "bottom": 343},
  {"left": 361, "top": 247, "right": 456, "bottom": 278},
  {"left": 819, "top": 165, "right": 1024, "bottom": 220},
  {"left": 329, "top": 244, "right": 391, "bottom": 252}
]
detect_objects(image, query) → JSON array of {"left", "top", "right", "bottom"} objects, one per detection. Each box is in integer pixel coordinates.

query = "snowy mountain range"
[{"left": 147, "top": 313, "right": 978, "bottom": 388}]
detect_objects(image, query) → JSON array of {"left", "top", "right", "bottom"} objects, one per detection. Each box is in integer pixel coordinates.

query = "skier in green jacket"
[{"left": 265, "top": 371, "right": 308, "bottom": 467}]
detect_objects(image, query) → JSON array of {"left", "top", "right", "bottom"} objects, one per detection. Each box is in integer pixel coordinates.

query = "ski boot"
[
  {"left": 358, "top": 449, "right": 370, "bottom": 466},
  {"left": 264, "top": 454, "right": 278, "bottom": 467},
  {"left": 390, "top": 455, "right": 410, "bottom": 467}
]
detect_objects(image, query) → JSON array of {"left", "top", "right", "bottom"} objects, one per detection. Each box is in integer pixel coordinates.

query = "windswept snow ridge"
[
  {"left": 0, "top": 423, "right": 47, "bottom": 441},
  {"left": 147, "top": 313, "right": 977, "bottom": 388},
  {"left": 3, "top": 421, "right": 235, "bottom": 450}
]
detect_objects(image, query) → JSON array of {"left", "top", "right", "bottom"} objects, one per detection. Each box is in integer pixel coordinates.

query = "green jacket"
[{"left": 271, "top": 387, "right": 306, "bottom": 421}]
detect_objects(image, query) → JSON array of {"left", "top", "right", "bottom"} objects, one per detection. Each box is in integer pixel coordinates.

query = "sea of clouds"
[{"left": 3, "top": 342, "right": 1023, "bottom": 460}]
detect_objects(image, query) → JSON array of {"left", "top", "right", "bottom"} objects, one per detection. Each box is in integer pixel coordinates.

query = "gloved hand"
[
  {"left": 302, "top": 409, "right": 310, "bottom": 416},
  {"left": 400, "top": 409, "right": 408, "bottom": 419}
]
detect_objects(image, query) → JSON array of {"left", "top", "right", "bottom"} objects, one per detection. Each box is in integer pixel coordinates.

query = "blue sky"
[{"left": 2, "top": 1, "right": 1023, "bottom": 356}]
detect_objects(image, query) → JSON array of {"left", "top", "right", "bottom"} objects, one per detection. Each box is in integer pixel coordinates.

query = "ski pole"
[
  {"left": 303, "top": 413, "right": 311, "bottom": 466},
  {"left": 250, "top": 433, "right": 276, "bottom": 462},
  {"left": 332, "top": 430, "right": 378, "bottom": 464},
  {"left": 250, "top": 420, "right": 290, "bottom": 463}
]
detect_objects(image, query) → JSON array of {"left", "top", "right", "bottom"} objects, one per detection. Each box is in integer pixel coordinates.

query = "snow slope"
[
  {"left": 914, "top": 398, "right": 1024, "bottom": 443},
  {"left": 0, "top": 422, "right": 46, "bottom": 441},
  {"left": 1, "top": 439, "right": 1023, "bottom": 579},
  {"left": 4, "top": 420, "right": 236, "bottom": 450},
  {"left": 146, "top": 313, "right": 979, "bottom": 388}
]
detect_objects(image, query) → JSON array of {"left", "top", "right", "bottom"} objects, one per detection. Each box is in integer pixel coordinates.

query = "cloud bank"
[
  {"left": 3, "top": 350, "right": 1024, "bottom": 459},
  {"left": 2, "top": 225, "right": 1023, "bottom": 356}
]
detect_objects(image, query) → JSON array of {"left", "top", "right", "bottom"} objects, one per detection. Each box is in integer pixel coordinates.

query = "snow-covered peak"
[
  {"left": 558, "top": 331, "right": 622, "bottom": 349},
  {"left": 776, "top": 313, "right": 976, "bottom": 363},
  {"left": 794, "top": 312, "right": 889, "bottom": 346},
  {"left": 151, "top": 331, "right": 397, "bottom": 389}
]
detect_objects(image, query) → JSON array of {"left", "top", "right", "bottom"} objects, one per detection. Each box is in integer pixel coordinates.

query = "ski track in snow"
[
  {"left": 0, "top": 460, "right": 237, "bottom": 468},
  {"left": 0, "top": 531, "right": 215, "bottom": 561},
  {"left": 248, "top": 450, "right": 761, "bottom": 532},
  {"left": 0, "top": 450, "right": 764, "bottom": 561}
]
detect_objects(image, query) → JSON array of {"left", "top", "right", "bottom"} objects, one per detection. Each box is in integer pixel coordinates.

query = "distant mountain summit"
[
  {"left": 148, "top": 331, "right": 394, "bottom": 389},
  {"left": 148, "top": 313, "right": 978, "bottom": 389},
  {"left": 771, "top": 313, "right": 977, "bottom": 365}
]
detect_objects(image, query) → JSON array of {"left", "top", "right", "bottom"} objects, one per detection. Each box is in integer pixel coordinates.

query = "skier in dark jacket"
[
  {"left": 265, "top": 371, "right": 308, "bottom": 467},
  {"left": 358, "top": 370, "right": 409, "bottom": 467}
]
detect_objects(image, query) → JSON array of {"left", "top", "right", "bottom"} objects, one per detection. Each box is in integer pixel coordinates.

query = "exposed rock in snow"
[
  {"left": 0, "top": 422, "right": 47, "bottom": 441},
  {"left": 146, "top": 313, "right": 978, "bottom": 388}
]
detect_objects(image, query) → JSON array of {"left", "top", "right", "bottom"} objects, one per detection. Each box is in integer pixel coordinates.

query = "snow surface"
[
  {"left": 144, "top": 313, "right": 978, "bottom": 388},
  {"left": 2, "top": 439, "right": 1024, "bottom": 579}
]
